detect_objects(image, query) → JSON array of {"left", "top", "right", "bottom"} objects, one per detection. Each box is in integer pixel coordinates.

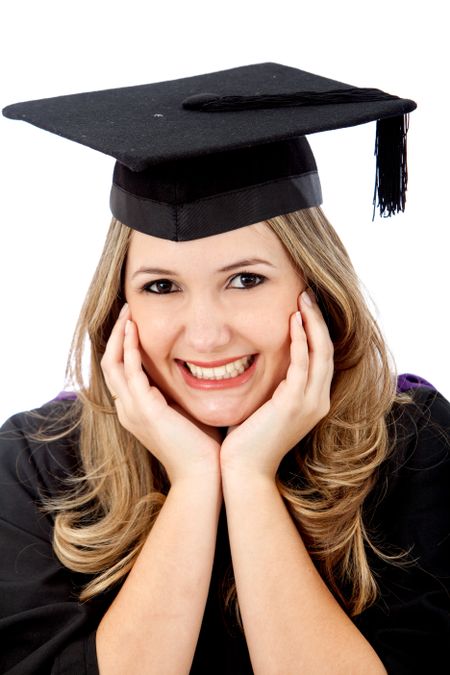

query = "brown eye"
[
  {"left": 143, "top": 279, "right": 177, "bottom": 294},
  {"left": 229, "top": 273, "right": 266, "bottom": 289}
]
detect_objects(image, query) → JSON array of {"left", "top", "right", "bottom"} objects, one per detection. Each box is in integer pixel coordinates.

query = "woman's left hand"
[{"left": 220, "top": 290, "right": 334, "bottom": 481}]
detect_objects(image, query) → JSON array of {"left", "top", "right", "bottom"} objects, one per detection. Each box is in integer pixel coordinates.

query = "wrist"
[
  {"left": 221, "top": 464, "right": 277, "bottom": 491},
  {"left": 220, "top": 453, "right": 278, "bottom": 485},
  {"left": 170, "top": 460, "right": 222, "bottom": 490},
  {"left": 172, "top": 474, "right": 224, "bottom": 520}
]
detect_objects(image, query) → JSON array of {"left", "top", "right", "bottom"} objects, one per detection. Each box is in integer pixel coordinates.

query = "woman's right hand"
[{"left": 101, "top": 304, "right": 222, "bottom": 486}]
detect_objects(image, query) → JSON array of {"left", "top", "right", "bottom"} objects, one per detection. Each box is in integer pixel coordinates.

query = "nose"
[{"left": 180, "top": 295, "right": 233, "bottom": 354}]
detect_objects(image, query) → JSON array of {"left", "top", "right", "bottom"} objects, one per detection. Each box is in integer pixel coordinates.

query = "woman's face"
[{"left": 124, "top": 222, "right": 305, "bottom": 428}]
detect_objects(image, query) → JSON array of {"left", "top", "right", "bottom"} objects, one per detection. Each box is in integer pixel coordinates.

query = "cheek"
[
  {"left": 262, "top": 317, "right": 294, "bottom": 402},
  {"left": 132, "top": 310, "right": 170, "bottom": 365},
  {"left": 246, "top": 311, "right": 291, "bottom": 405},
  {"left": 259, "top": 307, "right": 292, "bottom": 353}
]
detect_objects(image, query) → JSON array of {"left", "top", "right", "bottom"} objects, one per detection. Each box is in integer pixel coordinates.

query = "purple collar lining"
[
  {"left": 396, "top": 373, "right": 435, "bottom": 393},
  {"left": 53, "top": 390, "right": 78, "bottom": 401}
]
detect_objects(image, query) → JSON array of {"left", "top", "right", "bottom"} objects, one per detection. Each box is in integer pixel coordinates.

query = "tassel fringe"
[{"left": 373, "top": 114, "right": 409, "bottom": 219}]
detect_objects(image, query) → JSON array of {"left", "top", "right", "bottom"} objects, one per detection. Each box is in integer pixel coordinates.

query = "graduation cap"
[{"left": 2, "top": 62, "right": 416, "bottom": 241}]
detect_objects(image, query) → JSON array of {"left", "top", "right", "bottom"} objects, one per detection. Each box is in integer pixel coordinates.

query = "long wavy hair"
[{"left": 39, "top": 207, "right": 413, "bottom": 624}]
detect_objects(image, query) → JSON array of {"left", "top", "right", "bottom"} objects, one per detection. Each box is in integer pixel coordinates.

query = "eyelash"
[{"left": 141, "top": 272, "right": 267, "bottom": 295}]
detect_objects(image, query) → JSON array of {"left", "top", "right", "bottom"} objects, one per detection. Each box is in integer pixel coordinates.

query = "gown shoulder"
[
  {"left": 353, "top": 382, "right": 450, "bottom": 675},
  {"left": 0, "top": 396, "right": 104, "bottom": 675}
]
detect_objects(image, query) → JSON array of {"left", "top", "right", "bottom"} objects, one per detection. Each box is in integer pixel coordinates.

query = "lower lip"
[{"left": 176, "top": 355, "right": 258, "bottom": 390}]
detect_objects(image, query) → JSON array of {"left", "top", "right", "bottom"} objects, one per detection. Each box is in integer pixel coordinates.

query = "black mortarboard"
[{"left": 2, "top": 62, "right": 416, "bottom": 241}]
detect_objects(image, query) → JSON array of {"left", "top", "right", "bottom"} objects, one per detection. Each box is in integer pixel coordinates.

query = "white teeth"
[{"left": 185, "top": 355, "right": 253, "bottom": 379}]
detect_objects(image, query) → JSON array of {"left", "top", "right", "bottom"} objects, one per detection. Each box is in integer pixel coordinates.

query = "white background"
[{"left": 1, "top": 0, "right": 449, "bottom": 424}]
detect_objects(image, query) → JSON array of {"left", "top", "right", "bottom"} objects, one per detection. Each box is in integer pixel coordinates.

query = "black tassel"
[
  {"left": 182, "top": 88, "right": 411, "bottom": 220},
  {"left": 373, "top": 114, "right": 409, "bottom": 219},
  {"left": 182, "top": 87, "right": 399, "bottom": 111}
]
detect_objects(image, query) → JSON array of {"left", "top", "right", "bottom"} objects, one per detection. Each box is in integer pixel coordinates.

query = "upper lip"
[{"left": 178, "top": 354, "right": 254, "bottom": 367}]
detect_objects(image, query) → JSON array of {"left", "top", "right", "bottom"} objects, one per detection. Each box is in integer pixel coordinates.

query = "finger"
[
  {"left": 101, "top": 303, "right": 130, "bottom": 367},
  {"left": 284, "top": 309, "right": 309, "bottom": 391},
  {"left": 299, "top": 291, "right": 334, "bottom": 395},
  {"left": 101, "top": 303, "right": 131, "bottom": 399},
  {"left": 122, "top": 319, "right": 153, "bottom": 398}
]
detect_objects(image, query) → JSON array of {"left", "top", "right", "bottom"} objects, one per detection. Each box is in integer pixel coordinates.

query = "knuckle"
[{"left": 124, "top": 369, "right": 140, "bottom": 386}]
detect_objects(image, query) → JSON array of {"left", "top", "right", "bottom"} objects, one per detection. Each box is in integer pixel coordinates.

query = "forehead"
[{"left": 126, "top": 221, "right": 289, "bottom": 266}]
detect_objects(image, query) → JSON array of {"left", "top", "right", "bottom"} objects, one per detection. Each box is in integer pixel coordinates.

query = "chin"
[{"left": 194, "top": 407, "right": 252, "bottom": 428}]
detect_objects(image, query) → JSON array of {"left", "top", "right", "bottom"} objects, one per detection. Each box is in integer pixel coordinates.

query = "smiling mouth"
[{"left": 178, "top": 354, "right": 257, "bottom": 380}]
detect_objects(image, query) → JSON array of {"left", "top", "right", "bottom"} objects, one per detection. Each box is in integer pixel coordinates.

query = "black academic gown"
[{"left": 0, "top": 383, "right": 449, "bottom": 675}]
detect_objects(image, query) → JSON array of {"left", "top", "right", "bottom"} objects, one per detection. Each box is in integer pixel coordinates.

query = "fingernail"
[
  {"left": 302, "top": 290, "right": 313, "bottom": 307},
  {"left": 125, "top": 319, "right": 131, "bottom": 335},
  {"left": 295, "top": 311, "right": 303, "bottom": 326},
  {"left": 119, "top": 303, "right": 128, "bottom": 317}
]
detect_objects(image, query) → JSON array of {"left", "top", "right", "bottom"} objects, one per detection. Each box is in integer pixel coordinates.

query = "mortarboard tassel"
[
  {"left": 182, "top": 87, "right": 400, "bottom": 111},
  {"left": 373, "top": 114, "right": 409, "bottom": 219},
  {"left": 183, "top": 88, "right": 411, "bottom": 219}
]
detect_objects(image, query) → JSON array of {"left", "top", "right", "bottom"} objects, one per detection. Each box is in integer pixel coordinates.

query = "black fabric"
[
  {"left": 181, "top": 87, "right": 405, "bottom": 112},
  {"left": 352, "top": 388, "right": 450, "bottom": 674},
  {"left": 111, "top": 136, "right": 318, "bottom": 204},
  {"left": 0, "top": 402, "right": 113, "bottom": 675},
  {"left": 0, "top": 386, "right": 449, "bottom": 674},
  {"left": 110, "top": 136, "right": 322, "bottom": 239},
  {"left": 2, "top": 63, "right": 416, "bottom": 172},
  {"left": 110, "top": 168, "right": 322, "bottom": 240},
  {"left": 2, "top": 62, "right": 416, "bottom": 237}
]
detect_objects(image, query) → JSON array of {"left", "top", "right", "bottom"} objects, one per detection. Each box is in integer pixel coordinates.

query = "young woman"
[{"left": 1, "top": 63, "right": 449, "bottom": 675}]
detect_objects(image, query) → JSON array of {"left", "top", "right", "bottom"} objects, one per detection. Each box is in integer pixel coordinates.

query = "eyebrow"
[{"left": 131, "top": 257, "right": 276, "bottom": 279}]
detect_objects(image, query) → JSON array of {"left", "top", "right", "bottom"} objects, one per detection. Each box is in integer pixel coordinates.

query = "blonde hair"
[{"left": 39, "top": 208, "right": 413, "bottom": 624}]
